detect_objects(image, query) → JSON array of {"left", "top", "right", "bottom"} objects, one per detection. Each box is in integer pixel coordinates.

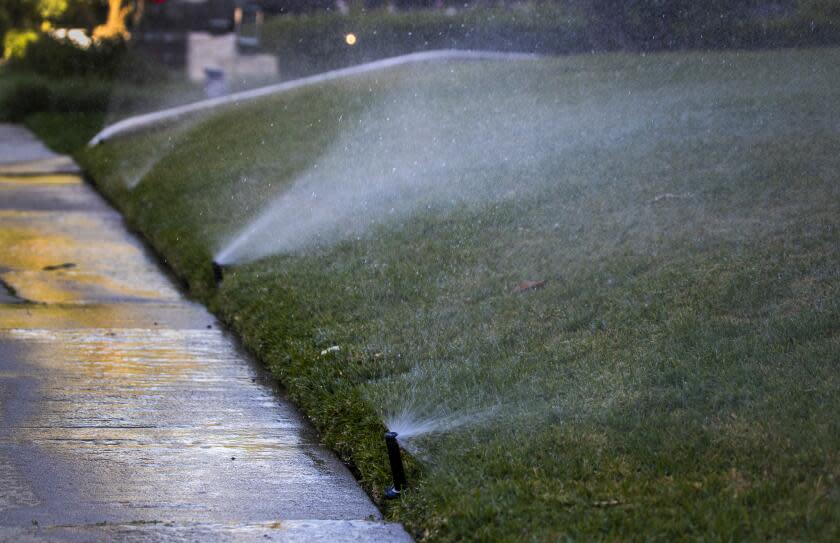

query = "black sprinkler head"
[
  {"left": 212, "top": 261, "right": 224, "bottom": 286},
  {"left": 384, "top": 431, "right": 407, "bottom": 499}
]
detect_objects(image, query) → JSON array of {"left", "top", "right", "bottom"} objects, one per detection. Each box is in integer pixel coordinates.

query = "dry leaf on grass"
[{"left": 512, "top": 280, "right": 547, "bottom": 293}]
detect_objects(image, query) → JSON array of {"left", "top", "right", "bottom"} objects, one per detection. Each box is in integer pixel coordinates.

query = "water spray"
[{"left": 384, "top": 431, "right": 407, "bottom": 499}]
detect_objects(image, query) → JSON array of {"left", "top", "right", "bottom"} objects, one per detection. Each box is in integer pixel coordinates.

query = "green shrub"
[
  {"left": 0, "top": 30, "right": 193, "bottom": 122},
  {"left": 0, "top": 76, "right": 50, "bottom": 121},
  {"left": 3, "top": 29, "right": 39, "bottom": 59},
  {"left": 261, "top": 6, "right": 588, "bottom": 78},
  {"left": 261, "top": 3, "right": 840, "bottom": 78},
  {"left": 6, "top": 34, "right": 127, "bottom": 78},
  {"left": 49, "top": 78, "right": 112, "bottom": 113},
  {"left": 800, "top": 0, "right": 840, "bottom": 20},
  {"left": 589, "top": 0, "right": 840, "bottom": 50},
  {"left": 0, "top": 72, "right": 113, "bottom": 122}
]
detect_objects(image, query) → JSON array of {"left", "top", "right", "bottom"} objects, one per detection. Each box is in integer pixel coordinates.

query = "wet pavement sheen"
[{"left": 0, "top": 127, "right": 410, "bottom": 542}]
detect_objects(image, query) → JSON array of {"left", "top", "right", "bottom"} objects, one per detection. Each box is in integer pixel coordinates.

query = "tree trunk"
[{"left": 93, "top": 0, "right": 132, "bottom": 40}]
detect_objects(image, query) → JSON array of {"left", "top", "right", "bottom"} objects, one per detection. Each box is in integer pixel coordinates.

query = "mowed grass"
[{"left": 80, "top": 47, "right": 840, "bottom": 541}]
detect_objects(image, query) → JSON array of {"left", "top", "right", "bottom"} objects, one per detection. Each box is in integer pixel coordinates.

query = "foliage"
[
  {"left": 0, "top": 0, "right": 36, "bottom": 48},
  {"left": 0, "top": 75, "right": 50, "bottom": 120},
  {"left": 5, "top": 33, "right": 127, "bottom": 77},
  {"left": 0, "top": 30, "right": 196, "bottom": 139},
  {"left": 1, "top": 0, "right": 106, "bottom": 59},
  {"left": 2, "top": 29, "right": 39, "bottom": 59},
  {"left": 262, "top": 5, "right": 586, "bottom": 78},
  {"left": 582, "top": 0, "right": 840, "bottom": 49},
  {"left": 38, "top": 0, "right": 70, "bottom": 21},
  {"left": 260, "top": 2, "right": 840, "bottom": 78},
  {"left": 4, "top": 30, "right": 182, "bottom": 88},
  {"left": 0, "top": 71, "right": 111, "bottom": 122},
  {"left": 800, "top": 0, "right": 840, "bottom": 20},
  {"left": 0, "top": 65, "right": 196, "bottom": 128}
]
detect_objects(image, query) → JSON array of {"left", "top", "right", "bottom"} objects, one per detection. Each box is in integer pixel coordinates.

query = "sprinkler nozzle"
[
  {"left": 384, "top": 431, "right": 407, "bottom": 499},
  {"left": 212, "top": 261, "right": 224, "bottom": 286}
]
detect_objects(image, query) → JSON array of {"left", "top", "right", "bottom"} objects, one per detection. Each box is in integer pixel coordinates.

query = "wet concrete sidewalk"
[{"left": 0, "top": 125, "right": 411, "bottom": 542}]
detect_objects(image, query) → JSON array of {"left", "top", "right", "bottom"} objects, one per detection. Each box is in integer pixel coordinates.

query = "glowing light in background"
[{"left": 345, "top": 33, "right": 357, "bottom": 46}]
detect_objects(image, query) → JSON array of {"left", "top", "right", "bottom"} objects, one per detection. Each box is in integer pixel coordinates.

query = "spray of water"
[
  {"left": 213, "top": 78, "right": 565, "bottom": 264},
  {"left": 211, "top": 57, "right": 709, "bottom": 264},
  {"left": 385, "top": 406, "right": 495, "bottom": 446},
  {"left": 382, "top": 392, "right": 499, "bottom": 456},
  {"left": 116, "top": 117, "right": 203, "bottom": 189}
]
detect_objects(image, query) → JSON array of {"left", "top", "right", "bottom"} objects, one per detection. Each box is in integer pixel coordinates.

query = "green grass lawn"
[{"left": 79, "top": 47, "right": 840, "bottom": 541}]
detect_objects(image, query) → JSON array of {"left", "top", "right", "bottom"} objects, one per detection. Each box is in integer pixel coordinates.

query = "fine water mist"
[
  {"left": 214, "top": 73, "right": 558, "bottom": 264},
  {"left": 116, "top": 117, "right": 203, "bottom": 189},
  {"left": 384, "top": 410, "right": 492, "bottom": 456},
  {"left": 379, "top": 377, "right": 500, "bottom": 456},
  {"left": 211, "top": 58, "right": 713, "bottom": 265}
]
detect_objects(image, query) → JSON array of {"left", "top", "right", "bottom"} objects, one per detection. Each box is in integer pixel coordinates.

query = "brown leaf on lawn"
[{"left": 512, "top": 280, "right": 547, "bottom": 293}]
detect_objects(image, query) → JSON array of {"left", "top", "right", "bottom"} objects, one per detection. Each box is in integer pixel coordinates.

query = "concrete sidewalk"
[
  {"left": 0, "top": 125, "right": 79, "bottom": 175},
  {"left": 0, "top": 125, "right": 411, "bottom": 542}
]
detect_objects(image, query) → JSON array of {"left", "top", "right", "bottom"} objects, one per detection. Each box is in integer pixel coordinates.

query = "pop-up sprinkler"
[
  {"left": 212, "top": 261, "right": 224, "bottom": 286},
  {"left": 384, "top": 431, "right": 407, "bottom": 499}
]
